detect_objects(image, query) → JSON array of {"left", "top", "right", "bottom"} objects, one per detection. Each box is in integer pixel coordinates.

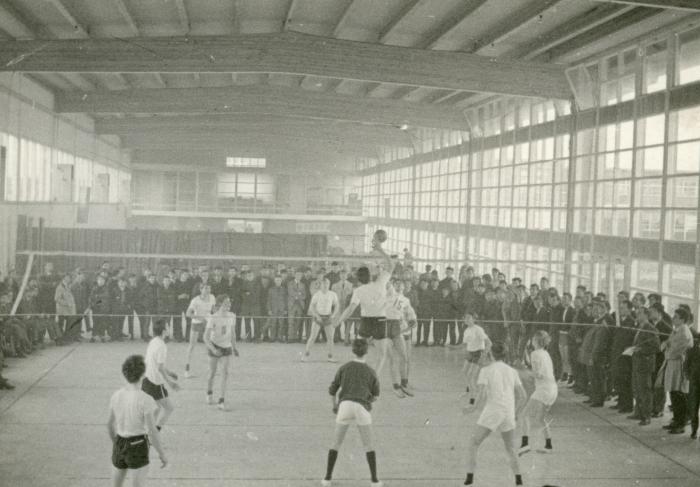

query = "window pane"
[
  {"left": 665, "top": 209, "right": 697, "bottom": 241},
  {"left": 668, "top": 142, "right": 700, "bottom": 173},
  {"left": 635, "top": 147, "right": 664, "bottom": 177},
  {"left": 663, "top": 264, "right": 694, "bottom": 298},
  {"left": 644, "top": 40, "right": 667, "bottom": 93},
  {"left": 633, "top": 211, "right": 661, "bottom": 239},
  {"left": 678, "top": 27, "right": 700, "bottom": 86},
  {"left": 666, "top": 176, "right": 698, "bottom": 207},
  {"left": 634, "top": 179, "right": 662, "bottom": 207},
  {"left": 631, "top": 260, "right": 659, "bottom": 290}
]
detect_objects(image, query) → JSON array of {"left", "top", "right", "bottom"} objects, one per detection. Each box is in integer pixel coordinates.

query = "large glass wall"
[{"left": 360, "top": 22, "right": 700, "bottom": 317}]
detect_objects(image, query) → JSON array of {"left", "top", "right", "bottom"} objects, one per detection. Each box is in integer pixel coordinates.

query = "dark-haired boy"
[
  {"left": 322, "top": 338, "right": 382, "bottom": 487},
  {"left": 143, "top": 320, "right": 180, "bottom": 431},
  {"left": 108, "top": 354, "right": 167, "bottom": 487},
  {"left": 462, "top": 342, "right": 526, "bottom": 486}
]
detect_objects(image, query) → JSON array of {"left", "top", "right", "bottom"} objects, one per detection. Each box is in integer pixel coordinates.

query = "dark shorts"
[
  {"left": 384, "top": 320, "right": 402, "bottom": 340},
  {"left": 359, "top": 317, "right": 390, "bottom": 340},
  {"left": 142, "top": 377, "right": 168, "bottom": 401},
  {"left": 466, "top": 350, "right": 483, "bottom": 364},
  {"left": 315, "top": 315, "right": 332, "bottom": 327},
  {"left": 112, "top": 434, "right": 149, "bottom": 470},
  {"left": 208, "top": 343, "right": 233, "bottom": 358}
]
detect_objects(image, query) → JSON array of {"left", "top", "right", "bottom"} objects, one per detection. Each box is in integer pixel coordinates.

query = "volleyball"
[{"left": 373, "top": 229, "right": 388, "bottom": 243}]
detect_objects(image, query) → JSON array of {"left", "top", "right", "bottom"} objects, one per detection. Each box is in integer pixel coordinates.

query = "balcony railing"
[{"left": 130, "top": 200, "right": 363, "bottom": 217}]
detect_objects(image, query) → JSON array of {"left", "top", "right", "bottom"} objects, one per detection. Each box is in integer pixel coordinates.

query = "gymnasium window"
[{"left": 226, "top": 157, "right": 266, "bottom": 168}]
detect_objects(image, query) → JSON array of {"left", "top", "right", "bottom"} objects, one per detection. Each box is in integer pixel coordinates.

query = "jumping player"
[
  {"left": 142, "top": 320, "right": 180, "bottom": 431},
  {"left": 462, "top": 342, "right": 527, "bottom": 487},
  {"left": 322, "top": 338, "right": 382, "bottom": 487},
  {"left": 302, "top": 278, "right": 340, "bottom": 363},
  {"left": 204, "top": 295, "right": 239, "bottom": 410},
  {"left": 462, "top": 311, "right": 492, "bottom": 405},
  {"left": 519, "top": 330, "right": 558, "bottom": 455},
  {"left": 108, "top": 354, "right": 167, "bottom": 487},
  {"left": 332, "top": 232, "right": 397, "bottom": 362},
  {"left": 184, "top": 284, "right": 216, "bottom": 378}
]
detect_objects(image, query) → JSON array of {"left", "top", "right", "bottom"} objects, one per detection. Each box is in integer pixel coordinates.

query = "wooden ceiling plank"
[
  {"left": 468, "top": 0, "right": 565, "bottom": 53},
  {"left": 56, "top": 84, "right": 470, "bottom": 130},
  {"left": 114, "top": 0, "right": 140, "bottom": 36},
  {"left": 283, "top": 0, "right": 298, "bottom": 31},
  {"left": 0, "top": 3, "right": 36, "bottom": 39},
  {"left": 591, "top": 0, "right": 700, "bottom": 12},
  {"left": 420, "top": 0, "right": 489, "bottom": 49},
  {"left": 332, "top": 0, "right": 357, "bottom": 37},
  {"left": 46, "top": 0, "right": 89, "bottom": 38},
  {"left": 174, "top": 0, "right": 190, "bottom": 33},
  {"left": 377, "top": 0, "right": 422, "bottom": 43},
  {"left": 546, "top": 7, "right": 662, "bottom": 61},
  {"left": 505, "top": 3, "right": 636, "bottom": 59}
]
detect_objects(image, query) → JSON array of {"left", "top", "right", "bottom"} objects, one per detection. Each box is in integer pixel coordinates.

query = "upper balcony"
[{"left": 130, "top": 199, "right": 365, "bottom": 222}]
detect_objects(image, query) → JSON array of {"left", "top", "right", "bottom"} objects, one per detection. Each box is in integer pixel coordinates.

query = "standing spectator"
[
  {"left": 433, "top": 285, "right": 453, "bottom": 346},
  {"left": 89, "top": 274, "right": 111, "bottom": 342},
  {"left": 227, "top": 266, "right": 244, "bottom": 341},
  {"left": 287, "top": 270, "right": 307, "bottom": 343},
  {"left": 439, "top": 266, "right": 456, "bottom": 291},
  {"left": 37, "top": 262, "right": 60, "bottom": 316},
  {"left": 325, "top": 262, "right": 341, "bottom": 287},
  {"left": 111, "top": 279, "right": 132, "bottom": 340},
  {"left": 70, "top": 270, "right": 91, "bottom": 334},
  {"left": 630, "top": 307, "right": 660, "bottom": 425},
  {"left": 302, "top": 267, "right": 315, "bottom": 341},
  {"left": 419, "top": 264, "right": 432, "bottom": 282},
  {"left": 173, "top": 270, "right": 191, "bottom": 342},
  {"left": 609, "top": 300, "right": 637, "bottom": 414},
  {"left": 588, "top": 299, "right": 613, "bottom": 408},
  {"left": 649, "top": 303, "right": 672, "bottom": 417},
  {"left": 659, "top": 307, "right": 694, "bottom": 434},
  {"left": 55, "top": 274, "right": 78, "bottom": 342},
  {"left": 481, "top": 289, "right": 503, "bottom": 344},
  {"left": 139, "top": 274, "right": 159, "bottom": 342},
  {"left": 240, "top": 271, "right": 261, "bottom": 342},
  {"left": 547, "top": 294, "right": 564, "bottom": 381},
  {"left": 331, "top": 269, "right": 354, "bottom": 345},
  {"left": 560, "top": 292, "right": 576, "bottom": 385},
  {"left": 191, "top": 269, "right": 210, "bottom": 299},
  {"left": 415, "top": 279, "right": 431, "bottom": 346},
  {"left": 687, "top": 329, "right": 700, "bottom": 438},
  {"left": 159, "top": 275, "right": 178, "bottom": 338},
  {"left": 264, "top": 275, "right": 287, "bottom": 342},
  {"left": 448, "top": 280, "right": 462, "bottom": 345},
  {"left": 210, "top": 267, "right": 229, "bottom": 298}
]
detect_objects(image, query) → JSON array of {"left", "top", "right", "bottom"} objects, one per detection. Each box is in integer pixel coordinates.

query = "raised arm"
[{"left": 372, "top": 239, "right": 396, "bottom": 276}]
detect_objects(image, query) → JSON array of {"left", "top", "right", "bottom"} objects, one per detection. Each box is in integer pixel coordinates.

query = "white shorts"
[
  {"left": 336, "top": 401, "right": 372, "bottom": 426},
  {"left": 530, "top": 387, "right": 558, "bottom": 407},
  {"left": 477, "top": 408, "right": 516, "bottom": 433}
]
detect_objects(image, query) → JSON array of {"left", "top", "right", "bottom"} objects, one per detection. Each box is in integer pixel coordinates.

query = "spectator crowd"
[{"left": 1, "top": 256, "right": 699, "bottom": 439}]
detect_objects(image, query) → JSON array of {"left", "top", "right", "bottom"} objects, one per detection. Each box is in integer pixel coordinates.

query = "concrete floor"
[{"left": 1, "top": 341, "right": 700, "bottom": 487}]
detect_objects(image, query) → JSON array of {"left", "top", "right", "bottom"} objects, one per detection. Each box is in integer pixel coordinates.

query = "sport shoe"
[
  {"left": 301, "top": 354, "right": 308, "bottom": 363},
  {"left": 327, "top": 355, "right": 338, "bottom": 363},
  {"left": 370, "top": 482, "right": 383, "bottom": 487},
  {"left": 321, "top": 480, "right": 332, "bottom": 487},
  {"left": 537, "top": 447, "right": 553, "bottom": 454},
  {"left": 206, "top": 394, "right": 213, "bottom": 405},
  {"left": 184, "top": 370, "right": 192, "bottom": 379},
  {"left": 400, "top": 384, "right": 414, "bottom": 397},
  {"left": 392, "top": 386, "right": 406, "bottom": 398},
  {"left": 518, "top": 445, "right": 531, "bottom": 456},
  {"left": 217, "top": 400, "right": 225, "bottom": 411}
]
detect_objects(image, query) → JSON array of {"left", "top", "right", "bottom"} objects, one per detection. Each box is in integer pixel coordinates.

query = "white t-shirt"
[
  {"left": 145, "top": 336, "right": 167, "bottom": 385},
  {"left": 206, "top": 312, "right": 235, "bottom": 348},
  {"left": 385, "top": 287, "right": 413, "bottom": 324},
  {"left": 531, "top": 349, "right": 557, "bottom": 393},
  {"left": 350, "top": 270, "right": 391, "bottom": 317},
  {"left": 187, "top": 295, "right": 216, "bottom": 323},
  {"left": 477, "top": 361, "right": 522, "bottom": 419},
  {"left": 464, "top": 325, "right": 488, "bottom": 352},
  {"left": 309, "top": 290, "right": 338, "bottom": 316},
  {"left": 109, "top": 387, "right": 158, "bottom": 437}
]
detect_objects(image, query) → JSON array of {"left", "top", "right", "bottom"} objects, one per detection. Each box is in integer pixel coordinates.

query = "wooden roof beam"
[
  {"left": 504, "top": 3, "right": 636, "bottom": 60},
  {"left": 591, "top": 0, "right": 700, "bottom": 11},
  {"left": 376, "top": 0, "right": 422, "bottom": 43},
  {"left": 0, "top": 32, "right": 572, "bottom": 97},
  {"left": 56, "top": 84, "right": 470, "bottom": 130},
  {"left": 0, "top": 3, "right": 36, "bottom": 39},
  {"left": 332, "top": 0, "right": 357, "bottom": 37},
  {"left": 467, "top": 0, "right": 565, "bottom": 53},
  {"left": 283, "top": 0, "right": 298, "bottom": 31}
]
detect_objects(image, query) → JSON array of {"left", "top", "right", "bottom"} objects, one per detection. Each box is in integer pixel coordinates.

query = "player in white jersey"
[
  {"left": 385, "top": 279, "right": 417, "bottom": 398},
  {"left": 184, "top": 284, "right": 216, "bottom": 378},
  {"left": 142, "top": 320, "right": 180, "bottom": 431},
  {"left": 462, "top": 311, "right": 492, "bottom": 405},
  {"left": 204, "top": 295, "right": 239, "bottom": 410},
  {"left": 519, "top": 330, "right": 558, "bottom": 456},
  {"left": 332, "top": 235, "right": 396, "bottom": 343},
  {"left": 302, "top": 278, "right": 340, "bottom": 363},
  {"left": 462, "top": 342, "right": 527, "bottom": 487}
]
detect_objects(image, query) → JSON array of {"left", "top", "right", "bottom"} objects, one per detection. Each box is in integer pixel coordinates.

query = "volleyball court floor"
[{"left": 1, "top": 340, "right": 700, "bottom": 486}]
